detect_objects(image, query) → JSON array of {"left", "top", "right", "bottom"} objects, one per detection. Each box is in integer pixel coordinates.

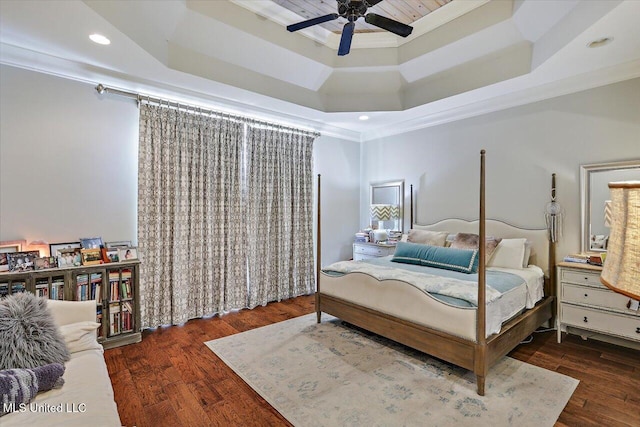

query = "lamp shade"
[
  {"left": 600, "top": 181, "right": 640, "bottom": 300},
  {"left": 370, "top": 204, "right": 397, "bottom": 221}
]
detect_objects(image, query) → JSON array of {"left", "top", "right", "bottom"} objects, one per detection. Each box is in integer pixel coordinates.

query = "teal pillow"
[{"left": 391, "top": 241, "right": 479, "bottom": 274}]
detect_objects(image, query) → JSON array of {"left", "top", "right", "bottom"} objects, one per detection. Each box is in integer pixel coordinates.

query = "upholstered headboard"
[{"left": 413, "top": 219, "right": 550, "bottom": 276}]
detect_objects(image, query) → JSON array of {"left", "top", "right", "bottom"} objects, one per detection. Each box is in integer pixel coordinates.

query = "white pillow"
[
  {"left": 407, "top": 229, "right": 449, "bottom": 246},
  {"left": 487, "top": 238, "right": 527, "bottom": 269},
  {"left": 58, "top": 321, "right": 102, "bottom": 354}
]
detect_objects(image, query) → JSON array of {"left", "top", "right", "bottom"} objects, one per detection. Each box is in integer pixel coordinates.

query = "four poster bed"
[{"left": 315, "top": 150, "right": 556, "bottom": 396}]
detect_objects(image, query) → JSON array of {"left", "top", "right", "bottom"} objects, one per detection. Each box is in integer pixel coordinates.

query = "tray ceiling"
[{"left": 1, "top": 0, "right": 638, "bottom": 141}]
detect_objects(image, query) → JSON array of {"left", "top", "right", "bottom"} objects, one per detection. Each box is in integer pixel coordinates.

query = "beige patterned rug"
[{"left": 205, "top": 314, "right": 577, "bottom": 426}]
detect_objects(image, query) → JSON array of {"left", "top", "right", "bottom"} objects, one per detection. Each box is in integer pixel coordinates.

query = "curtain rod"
[{"left": 94, "top": 83, "right": 320, "bottom": 137}]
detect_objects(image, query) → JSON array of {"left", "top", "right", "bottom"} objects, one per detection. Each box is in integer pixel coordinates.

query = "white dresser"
[
  {"left": 557, "top": 262, "right": 640, "bottom": 346},
  {"left": 352, "top": 242, "right": 396, "bottom": 261}
]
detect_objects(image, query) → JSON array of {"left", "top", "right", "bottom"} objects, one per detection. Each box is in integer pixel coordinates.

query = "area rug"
[{"left": 205, "top": 314, "right": 578, "bottom": 427}]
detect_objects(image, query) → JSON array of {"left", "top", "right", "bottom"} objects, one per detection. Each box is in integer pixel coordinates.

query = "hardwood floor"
[{"left": 105, "top": 295, "right": 639, "bottom": 427}]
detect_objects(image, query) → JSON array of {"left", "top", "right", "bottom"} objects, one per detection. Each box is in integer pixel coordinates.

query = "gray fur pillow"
[{"left": 0, "top": 293, "right": 70, "bottom": 370}]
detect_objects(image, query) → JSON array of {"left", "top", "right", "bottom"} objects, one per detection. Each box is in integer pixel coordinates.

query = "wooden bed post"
[
  {"left": 476, "top": 149, "right": 487, "bottom": 396},
  {"left": 548, "top": 173, "right": 557, "bottom": 325},
  {"left": 410, "top": 184, "right": 414, "bottom": 228},
  {"left": 316, "top": 174, "right": 322, "bottom": 323}
]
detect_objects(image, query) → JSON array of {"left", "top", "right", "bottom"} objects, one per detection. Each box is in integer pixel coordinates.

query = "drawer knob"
[
  {"left": 584, "top": 293, "right": 588, "bottom": 298},
  {"left": 583, "top": 316, "right": 588, "bottom": 323},
  {"left": 584, "top": 277, "right": 589, "bottom": 281},
  {"left": 636, "top": 327, "right": 640, "bottom": 334}
]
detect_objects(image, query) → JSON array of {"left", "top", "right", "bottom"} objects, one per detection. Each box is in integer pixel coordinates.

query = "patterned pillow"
[
  {"left": 392, "top": 242, "right": 479, "bottom": 274},
  {"left": 0, "top": 293, "right": 70, "bottom": 370},
  {"left": 0, "top": 363, "right": 65, "bottom": 416},
  {"left": 407, "top": 229, "right": 449, "bottom": 247},
  {"left": 450, "top": 233, "right": 502, "bottom": 264}
]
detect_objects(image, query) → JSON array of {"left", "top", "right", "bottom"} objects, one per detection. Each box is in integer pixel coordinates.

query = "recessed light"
[
  {"left": 359, "top": 115, "right": 369, "bottom": 121},
  {"left": 89, "top": 34, "right": 111, "bottom": 45},
  {"left": 587, "top": 37, "right": 613, "bottom": 48}
]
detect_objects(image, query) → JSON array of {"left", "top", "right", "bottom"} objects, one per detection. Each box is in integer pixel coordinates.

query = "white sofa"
[{"left": 3, "top": 300, "right": 121, "bottom": 426}]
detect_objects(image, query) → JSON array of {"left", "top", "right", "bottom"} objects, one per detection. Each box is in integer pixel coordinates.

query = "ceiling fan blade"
[
  {"left": 338, "top": 21, "right": 356, "bottom": 56},
  {"left": 364, "top": 13, "right": 413, "bottom": 37},
  {"left": 365, "top": 0, "right": 384, "bottom": 6},
  {"left": 287, "top": 13, "right": 339, "bottom": 32}
]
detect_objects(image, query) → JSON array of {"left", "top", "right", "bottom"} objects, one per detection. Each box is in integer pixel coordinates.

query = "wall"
[
  {"left": 361, "top": 78, "right": 640, "bottom": 260},
  {"left": 0, "top": 65, "right": 139, "bottom": 248},
  {"left": 0, "top": 65, "right": 360, "bottom": 265}
]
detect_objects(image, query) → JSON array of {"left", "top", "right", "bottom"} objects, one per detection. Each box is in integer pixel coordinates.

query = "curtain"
[
  {"left": 245, "top": 125, "right": 315, "bottom": 307},
  {"left": 138, "top": 103, "right": 247, "bottom": 327}
]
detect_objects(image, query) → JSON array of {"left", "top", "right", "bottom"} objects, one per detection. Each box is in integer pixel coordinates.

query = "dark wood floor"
[{"left": 105, "top": 295, "right": 639, "bottom": 427}]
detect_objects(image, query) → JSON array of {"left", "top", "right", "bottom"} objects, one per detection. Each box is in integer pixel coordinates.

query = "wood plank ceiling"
[{"left": 273, "top": 0, "right": 452, "bottom": 33}]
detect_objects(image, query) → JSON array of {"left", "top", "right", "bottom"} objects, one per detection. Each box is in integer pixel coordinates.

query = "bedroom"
[{"left": 0, "top": 0, "right": 638, "bottom": 426}]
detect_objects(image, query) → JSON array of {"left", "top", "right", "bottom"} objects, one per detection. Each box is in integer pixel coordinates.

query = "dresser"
[
  {"left": 557, "top": 261, "right": 640, "bottom": 346},
  {"left": 352, "top": 242, "right": 396, "bottom": 261}
]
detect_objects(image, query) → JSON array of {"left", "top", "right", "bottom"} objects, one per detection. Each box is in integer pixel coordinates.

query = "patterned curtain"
[
  {"left": 138, "top": 103, "right": 247, "bottom": 327},
  {"left": 245, "top": 125, "right": 315, "bottom": 307}
]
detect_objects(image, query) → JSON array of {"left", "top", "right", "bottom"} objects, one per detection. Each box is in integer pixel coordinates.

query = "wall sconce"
[{"left": 28, "top": 240, "right": 50, "bottom": 257}]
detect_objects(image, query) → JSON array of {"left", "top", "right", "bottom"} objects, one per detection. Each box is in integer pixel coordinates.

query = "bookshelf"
[{"left": 0, "top": 261, "right": 141, "bottom": 349}]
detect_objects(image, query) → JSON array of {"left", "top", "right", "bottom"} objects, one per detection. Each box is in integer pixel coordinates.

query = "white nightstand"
[
  {"left": 557, "top": 261, "right": 640, "bottom": 347},
  {"left": 352, "top": 242, "right": 396, "bottom": 261}
]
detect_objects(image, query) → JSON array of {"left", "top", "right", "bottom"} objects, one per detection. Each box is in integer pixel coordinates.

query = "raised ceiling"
[{"left": 0, "top": 0, "right": 639, "bottom": 141}]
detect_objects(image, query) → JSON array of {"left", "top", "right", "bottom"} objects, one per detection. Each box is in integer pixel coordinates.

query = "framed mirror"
[
  {"left": 370, "top": 180, "right": 404, "bottom": 232},
  {"left": 580, "top": 160, "right": 640, "bottom": 252}
]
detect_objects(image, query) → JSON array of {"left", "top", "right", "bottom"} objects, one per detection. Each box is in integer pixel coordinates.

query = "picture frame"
[
  {"left": 50, "top": 242, "right": 81, "bottom": 257},
  {"left": 118, "top": 247, "right": 138, "bottom": 261},
  {"left": 104, "top": 248, "right": 120, "bottom": 263},
  {"left": 57, "top": 247, "right": 82, "bottom": 268},
  {"left": 81, "top": 248, "right": 103, "bottom": 265},
  {"left": 0, "top": 240, "right": 26, "bottom": 272},
  {"left": 80, "top": 237, "right": 104, "bottom": 249},
  {"left": 105, "top": 240, "right": 132, "bottom": 248},
  {"left": 34, "top": 256, "right": 57, "bottom": 270},
  {"left": 7, "top": 251, "right": 40, "bottom": 272}
]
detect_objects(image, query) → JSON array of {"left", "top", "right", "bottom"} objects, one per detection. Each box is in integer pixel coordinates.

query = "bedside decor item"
[
  {"left": 600, "top": 181, "right": 640, "bottom": 300},
  {"left": 1, "top": 240, "right": 26, "bottom": 272},
  {"left": 80, "top": 248, "right": 102, "bottom": 265},
  {"left": 545, "top": 173, "right": 563, "bottom": 243},
  {"left": 118, "top": 247, "right": 138, "bottom": 261}
]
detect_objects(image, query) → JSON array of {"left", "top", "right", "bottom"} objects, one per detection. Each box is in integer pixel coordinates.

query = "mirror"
[
  {"left": 370, "top": 180, "right": 404, "bottom": 232},
  {"left": 581, "top": 160, "right": 640, "bottom": 252}
]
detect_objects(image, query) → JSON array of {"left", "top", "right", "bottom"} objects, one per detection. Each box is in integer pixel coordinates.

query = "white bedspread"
[{"left": 325, "top": 260, "right": 502, "bottom": 306}]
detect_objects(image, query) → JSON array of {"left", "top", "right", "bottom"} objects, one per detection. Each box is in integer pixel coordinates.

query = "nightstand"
[
  {"left": 352, "top": 242, "right": 396, "bottom": 261},
  {"left": 557, "top": 261, "right": 640, "bottom": 347}
]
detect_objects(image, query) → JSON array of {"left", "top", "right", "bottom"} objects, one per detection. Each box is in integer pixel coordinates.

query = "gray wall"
[
  {"left": 361, "top": 78, "right": 640, "bottom": 260},
  {"left": 0, "top": 64, "right": 360, "bottom": 265}
]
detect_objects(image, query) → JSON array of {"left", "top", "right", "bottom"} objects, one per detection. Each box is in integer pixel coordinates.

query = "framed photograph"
[
  {"left": 80, "top": 237, "right": 104, "bottom": 249},
  {"left": 106, "top": 240, "right": 132, "bottom": 248},
  {"left": 118, "top": 247, "right": 138, "bottom": 261},
  {"left": 7, "top": 251, "right": 40, "bottom": 272},
  {"left": 57, "top": 247, "right": 82, "bottom": 268},
  {"left": 34, "top": 256, "right": 56, "bottom": 270},
  {"left": 104, "top": 248, "right": 120, "bottom": 263},
  {"left": 50, "top": 242, "right": 81, "bottom": 257},
  {"left": 81, "top": 248, "right": 102, "bottom": 265},
  {"left": 0, "top": 240, "right": 26, "bottom": 272}
]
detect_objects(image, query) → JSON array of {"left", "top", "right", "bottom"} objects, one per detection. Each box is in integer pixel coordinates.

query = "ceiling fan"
[{"left": 286, "top": 0, "right": 413, "bottom": 56}]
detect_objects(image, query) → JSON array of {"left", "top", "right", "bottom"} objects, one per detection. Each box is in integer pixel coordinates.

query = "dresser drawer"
[
  {"left": 353, "top": 244, "right": 394, "bottom": 257},
  {"left": 561, "top": 269, "right": 602, "bottom": 288},
  {"left": 562, "top": 304, "right": 640, "bottom": 342},
  {"left": 563, "top": 284, "right": 640, "bottom": 314}
]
